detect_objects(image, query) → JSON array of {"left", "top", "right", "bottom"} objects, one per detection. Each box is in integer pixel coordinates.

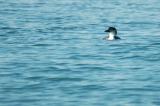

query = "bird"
[{"left": 103, "top": 27, "right": 121, "bottom": 40}]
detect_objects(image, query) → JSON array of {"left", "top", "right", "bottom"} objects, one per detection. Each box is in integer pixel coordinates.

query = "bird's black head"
[{"left": 105, "top": 27, "right": 117, "bottom": 34}]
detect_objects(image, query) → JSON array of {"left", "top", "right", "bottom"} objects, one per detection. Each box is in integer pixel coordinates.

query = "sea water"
[{"left": 0, "top": 0, "right": 160, "bottom": 106}]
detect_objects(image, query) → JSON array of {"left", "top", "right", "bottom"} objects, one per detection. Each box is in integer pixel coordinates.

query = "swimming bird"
[{"left": 103, "top": 27, "right": 121, "bottom": 40}]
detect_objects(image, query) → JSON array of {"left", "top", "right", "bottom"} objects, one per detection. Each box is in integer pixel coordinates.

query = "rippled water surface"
[{"left": 0, "top": 0, "right": 160, "bottom": 106}]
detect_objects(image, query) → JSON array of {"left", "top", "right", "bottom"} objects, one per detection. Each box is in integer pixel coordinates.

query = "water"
[{"left": 0, "top": 0, "right": 160, "bottom": 106}]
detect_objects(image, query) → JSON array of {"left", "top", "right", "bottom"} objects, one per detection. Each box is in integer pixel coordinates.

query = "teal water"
[{"left": 0, "top": 0, "right": 160, "bottom": 106}]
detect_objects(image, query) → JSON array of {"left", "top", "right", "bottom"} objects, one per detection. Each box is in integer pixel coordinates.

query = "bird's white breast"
[{"left": 107, "top": 32, "right": 115, "bottom": 40}]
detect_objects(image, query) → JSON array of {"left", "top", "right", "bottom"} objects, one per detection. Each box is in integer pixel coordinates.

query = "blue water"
[{"left": 0, "top": 0, "right": 160, "bottom": 106}]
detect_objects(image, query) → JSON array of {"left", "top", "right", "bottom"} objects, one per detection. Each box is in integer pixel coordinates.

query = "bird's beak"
[{"left": 104, "top": 29, "right": 109, "bottom": 32}]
